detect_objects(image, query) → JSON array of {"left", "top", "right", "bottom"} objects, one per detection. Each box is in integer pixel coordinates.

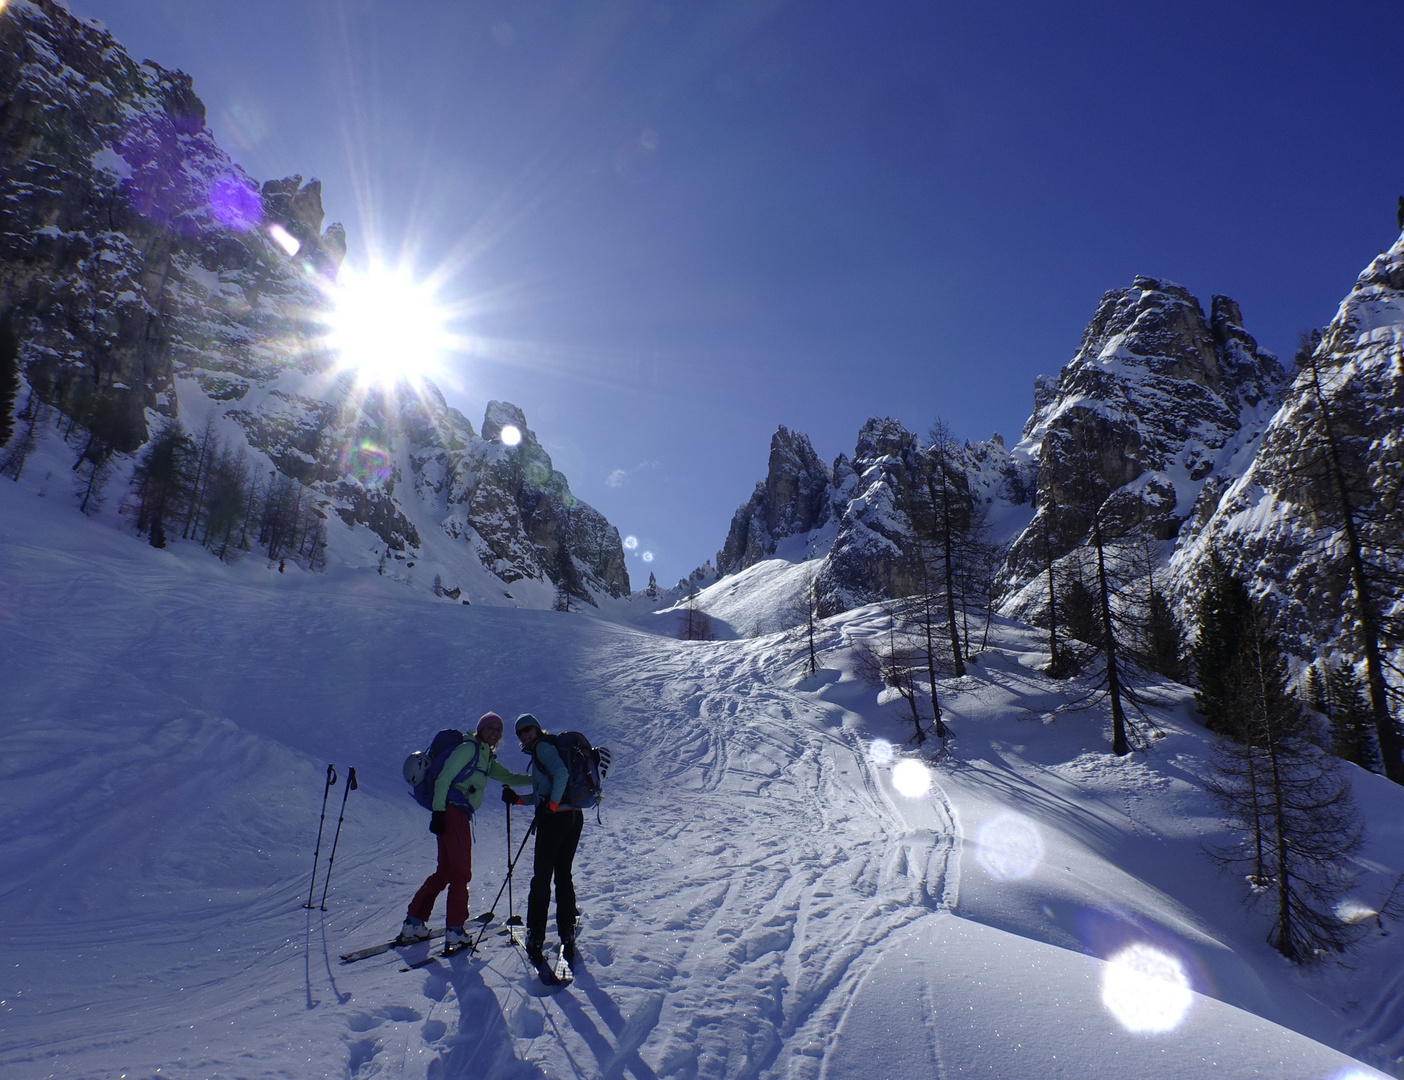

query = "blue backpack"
[
  {"left": 534, "top": 731, "right": 610, "bottom": 809},
  {"left": 403, "top": 729, "right": 485, "bottom": 813}
]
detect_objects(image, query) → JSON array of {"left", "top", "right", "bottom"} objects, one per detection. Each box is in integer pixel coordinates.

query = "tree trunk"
[
  {"left": 1093, "top": 513, "right": 1129, "bottom": 755},
  {"left": 1308, "top": 358, "right": 1404, "bottom": 784}
]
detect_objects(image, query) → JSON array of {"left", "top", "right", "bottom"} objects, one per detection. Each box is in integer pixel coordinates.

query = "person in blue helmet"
[{"left": 500, "top": 713, "right": 584, "bottom": 965}]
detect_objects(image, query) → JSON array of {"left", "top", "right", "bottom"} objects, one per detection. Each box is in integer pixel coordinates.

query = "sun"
[{"left": 323, "top": 264, "right": 455, "bottom": 389}]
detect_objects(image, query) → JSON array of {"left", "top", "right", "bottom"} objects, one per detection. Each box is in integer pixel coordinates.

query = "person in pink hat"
[{"left": 399, "top": 713, "right": 532, "bottom": 951}]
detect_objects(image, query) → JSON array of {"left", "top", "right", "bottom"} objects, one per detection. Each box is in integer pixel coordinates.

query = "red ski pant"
[{"left": 407, "top": 805, "right": 473, "bottom": 927}]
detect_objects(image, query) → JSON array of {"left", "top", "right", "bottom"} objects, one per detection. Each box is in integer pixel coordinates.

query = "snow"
[{"left": 2, "top": 479, "right": 1402, "bottom": 1079}]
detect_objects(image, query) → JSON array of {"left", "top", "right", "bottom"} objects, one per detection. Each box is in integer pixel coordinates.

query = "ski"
[
  {"left": 530, "top": 944, "right": 573, "bottom": 988},
  {"left": 339, "top": 927, "right": 444, "bottom": 964},
  {"left": 399, "top": 912, "right": 495, "bottom": 969}
]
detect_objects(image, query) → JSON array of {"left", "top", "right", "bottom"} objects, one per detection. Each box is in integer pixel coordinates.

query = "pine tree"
[
  {"left": 1144, "top": 588, "right": 1185, "bottom": 681},
  {"left": 1060, "top": 569, "right": 1102, "bottom": 647},
  {"left": 1325, "top": 662, "right": 1381, "bottom": 769},
  {"left": 1204, "top": 597, "right": 1364, "bottom": 962},
  {"left": 129, "top": 419, "right": 192, "bottom": 544},
  {"left": 1192, "top": 553, "right": 1255, "bottom": 736},
  {"left": 0, "top": 310, "right": 19, "bottom": 448}
]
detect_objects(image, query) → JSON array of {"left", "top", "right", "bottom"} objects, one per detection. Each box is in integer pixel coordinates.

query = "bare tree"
[
  {"left": 680, "top": 580, "right": 715, "bottom": 641},
  {"left": 1301, "top": 343, "right": 1403, "bottom": 784},
  {"left": 1, "top": 390, "right": 49, "bottom": 482},
  {"left": 804, "top": 567, "right": 821, "bottom": 675}
]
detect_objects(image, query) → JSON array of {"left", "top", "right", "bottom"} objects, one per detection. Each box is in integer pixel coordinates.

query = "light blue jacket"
[{"left": 522, "top": 736, "right": 570, "bottom": 808}]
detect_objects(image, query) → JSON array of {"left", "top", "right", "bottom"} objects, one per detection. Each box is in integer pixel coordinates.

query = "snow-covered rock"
[
  {"left": 997, "top": 277, "right": 1287, "bottom": 618},
  {"left": 1172, "top": 233, "right": 1404, "bottom": 663}
]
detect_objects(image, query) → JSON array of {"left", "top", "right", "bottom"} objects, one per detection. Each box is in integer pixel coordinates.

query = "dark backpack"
[
  {"left": 403, "top": 729, "right": 485, "bottom": 813},
  {"left": 535, "top": 731, "right": 610, "bottom": 809}
]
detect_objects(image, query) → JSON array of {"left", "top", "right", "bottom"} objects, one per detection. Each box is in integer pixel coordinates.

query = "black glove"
[
  {"left": 429, "top": 810, "right": 447, "bottom": 835},
  {"left": 500, "top": 786, "right": 523, "bottom": 805}
]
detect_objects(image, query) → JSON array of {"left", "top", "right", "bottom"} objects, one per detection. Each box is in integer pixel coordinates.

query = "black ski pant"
[{"left": 526, "top": 807, "right": 583, "bottom": 944}]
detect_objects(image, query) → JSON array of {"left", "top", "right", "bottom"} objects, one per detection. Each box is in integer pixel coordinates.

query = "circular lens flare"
[
  {"left": 325, "top": 265, "right": 453, "bottom": 389},
  {"left": 976, "top": 812, "right": 1044, "bottom": 881},
  {"left": 624, "top": 535, "right": 639, "bottom": 550},
  {"left": 500, "top": 424, "right": 522, "bottom": 446},
  {"left": 892, "top": 759, "right": 932, "bottom": 799},
  {"left": 1101, "top": 943, "right": 1193, "bottom": 1034},
  {"left": 868, "top": 738, "right": 895, "bottom": 767}
]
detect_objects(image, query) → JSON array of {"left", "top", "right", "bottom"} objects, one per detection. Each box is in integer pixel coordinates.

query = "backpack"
[
  {"left": 403, "top": 729, "right": 485, "bottom": 813},
  {"left": 534, "top": 731, "right": 610, "bottom": 809}
]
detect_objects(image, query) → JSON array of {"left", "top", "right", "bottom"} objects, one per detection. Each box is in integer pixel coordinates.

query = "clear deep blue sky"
[{"left": 65, "top": 0, "right": 1404, "bottom": 588}]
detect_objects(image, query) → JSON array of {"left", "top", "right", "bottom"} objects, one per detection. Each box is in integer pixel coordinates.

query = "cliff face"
[
  {"left": 1171, "top": 234, "right": 1404, "bottom": 664},
  {"left": 996, "top": 277, "right": 1287, "bottom": 619},
  {"left": 717, "top": 426, "right": 833, "bottom": 575},
  {"left": 0, "top": 0, "right": 345, "bottom": 453},
  {"left": 0, "top": 0, "right": 626, "bottom": 604}
]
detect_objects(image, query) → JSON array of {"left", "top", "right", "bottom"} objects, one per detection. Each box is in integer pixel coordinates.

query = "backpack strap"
[{"left": 444, "top": 737, "right": 486, "bottom": 811}]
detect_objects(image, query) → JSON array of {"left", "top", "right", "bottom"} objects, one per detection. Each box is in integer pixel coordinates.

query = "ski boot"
[{"left": 397, "top": 917, "right": 430, "bottom": 944}]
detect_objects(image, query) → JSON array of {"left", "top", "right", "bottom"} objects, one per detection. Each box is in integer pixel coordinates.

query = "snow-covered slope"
[{"left": 3, "top": 479, "right": 1401, "bottom": 1079}]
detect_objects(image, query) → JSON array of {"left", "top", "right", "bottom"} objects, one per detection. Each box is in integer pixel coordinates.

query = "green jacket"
[{"left": 433, "top": 734, "right": 533, "bottom": 813}]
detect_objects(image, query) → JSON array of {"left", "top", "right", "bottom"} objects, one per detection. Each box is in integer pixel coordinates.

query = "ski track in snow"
[{"left": 576, "top": 634, "right": 961, "bottom": 1080}]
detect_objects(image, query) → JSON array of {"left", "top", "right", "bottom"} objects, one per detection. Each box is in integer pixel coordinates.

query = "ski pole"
[
  {"left": 506, "top": 801, "right": 519, "bottom": 928},
  {"left": 302, "top": 764, "right": 337, "bottom": 909},
  {"left": 471, "top": 815, "right": 536, "bottom": 951},
  {"left": 319, "top": 766, "right": 357, "bottom": 910}
]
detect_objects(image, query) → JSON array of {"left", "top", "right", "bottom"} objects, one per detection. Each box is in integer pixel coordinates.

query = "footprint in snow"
[
  {"left": 347, "top": 1005, "right": 423, "bottom": 1032},
  {"left": 346, "top": 1037, "right": 379, "bottom": 1076},
  {"left": 345, "top": 1012, "right": 382, "bottom": 1033},
  {"left": 421, "top": 1019, "right": 447, "bottom": 1043},
  {"left": 509, "top": 1002, "right": 545, "bottom": 1038},
  {"left": 593, "top": 942, "right": 614, "bottom": 966}
]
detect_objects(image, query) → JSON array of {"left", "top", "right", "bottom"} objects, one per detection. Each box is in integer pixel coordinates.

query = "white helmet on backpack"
[{"left": 403, "top": 751, "right": 431, "bottom": 788}]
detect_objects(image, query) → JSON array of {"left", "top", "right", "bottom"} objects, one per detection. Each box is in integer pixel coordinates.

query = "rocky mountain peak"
[
  {"left": 997, "top": 276, "right": 1287, "bottom": 617},
  {"left": 716, "top": 425, "right": 833, "bottom": 575},
  {"left": 482, "top": 399, "right": 527, "bottom": 443}
]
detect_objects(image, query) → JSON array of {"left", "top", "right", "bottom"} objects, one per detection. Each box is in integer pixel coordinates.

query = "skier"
[
  {"left": 399, "top": 713, "right": 532, "bottom": 951},
  {"left": 501, "top": 713, "right": 584, "bottom": 966}
]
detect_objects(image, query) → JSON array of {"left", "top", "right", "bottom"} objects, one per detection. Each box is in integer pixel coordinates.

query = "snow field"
[{"left": 2, "top": 481, "right": 1401, "bottom": 1079}]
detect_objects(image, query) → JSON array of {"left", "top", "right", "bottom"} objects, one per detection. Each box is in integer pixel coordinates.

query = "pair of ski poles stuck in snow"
[{"left": 303, "top": 763, "right": 357, "bottom": 911}]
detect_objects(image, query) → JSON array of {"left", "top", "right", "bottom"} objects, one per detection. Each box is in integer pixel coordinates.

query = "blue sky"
[{"left": 66, "top": 0, "right": 1404, "bottom": 588}]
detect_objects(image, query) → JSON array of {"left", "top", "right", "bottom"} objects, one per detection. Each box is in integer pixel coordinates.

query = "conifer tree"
[
  {"left": 1202, "top": 571, "right": 1364, "bottom": 961},
  {"left": 0, "top": 310, "right": 19, "bottom": 448},
  {"left": 129, "top": 419, "right": 192, "bottom": 545},
  {"left": 1309, "top": 662, "right": 1381, "bottom": 772},
  {"left": 1192, "top": 553, "right": 1254, "bottom": 736}
]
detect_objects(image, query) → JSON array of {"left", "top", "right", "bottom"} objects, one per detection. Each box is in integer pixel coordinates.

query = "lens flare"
[
  {"left": 344, "top": 441, "right": 392, "bottom": 488},
  {"left": 1335, "top": 899, "right": 1376, "bottom": 924},
  {"left": 325, "top": 265, "right": 454, "bottom": 390},
  {"left": 268, "top": 223, "right": 300, "bottom": 257},
  {"left": 892, "top": 759, "right": 931, "bottom": 799},
  {"left": 642, "top": 551, "right": 654, "bottom": 562},
  {"left": 1101, "top": 943, "right": 1193, "bottom": 1034},
  {"left": 500, "top": 424, "right": 522, "bottom": 446},
  {"left": 975, "top": 811, "right": 1044, "bottom": 881},
  {"left": 868, "top": 738, "right": 895, "bottom": 767},
  {"left": 624, "top": 535, "right": 639, "bottom": 550},
  {"left": 208, "top": 175, "right": 261, "bottom": 231}
]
